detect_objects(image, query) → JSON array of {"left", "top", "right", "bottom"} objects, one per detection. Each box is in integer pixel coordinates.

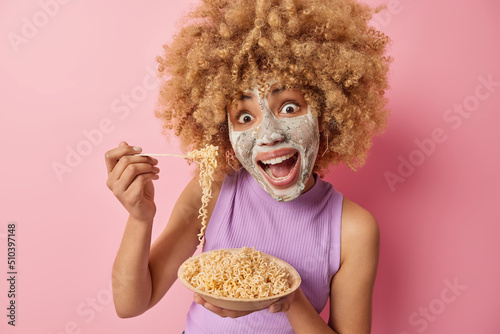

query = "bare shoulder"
[
  {"left": 341, "top": 197, "right": 379, "bottom": 234},
  {"left": 340, "top": 197, "right": 380, "bottom": 265}
]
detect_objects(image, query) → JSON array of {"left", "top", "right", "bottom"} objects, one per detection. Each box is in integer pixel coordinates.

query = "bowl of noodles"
[{"left": 177, "top": 247, "right": 301, "bottom": 311}]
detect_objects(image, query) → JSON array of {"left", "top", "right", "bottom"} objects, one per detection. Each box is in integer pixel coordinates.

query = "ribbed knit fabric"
[{"left": 184, "top": 169, "right": 343, "bottom": 334}]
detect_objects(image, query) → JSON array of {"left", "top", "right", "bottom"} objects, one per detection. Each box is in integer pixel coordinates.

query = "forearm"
[
  {"left": 112, "top": 215, "right": 153, "bottom": 318},
  {"left": 286, "top": 289, "right": 339, "bottom": 334}
]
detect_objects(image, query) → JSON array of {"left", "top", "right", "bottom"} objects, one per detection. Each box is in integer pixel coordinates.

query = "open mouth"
[{"left": 257, "top": 151, "right": 300, "bottom": 187}]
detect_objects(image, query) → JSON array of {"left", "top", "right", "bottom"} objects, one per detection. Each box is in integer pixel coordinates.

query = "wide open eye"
[
  {"left": 237, "top": 112, "right": 255, "bottom": 124},
  {"left": 279, "top": 103, "right": 300, "bottom": 115}
]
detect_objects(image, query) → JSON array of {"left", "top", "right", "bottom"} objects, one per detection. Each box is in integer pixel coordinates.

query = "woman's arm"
[
  {"left": 112, "top": 177, "right": 215, "bottom": 317},
  {"left": 111, "top": 215, "right": 155, "bottom": 318},
  {"left": 107, "top": 142, "right": 221, "bottom": 318},
  {"left": 328, "top": 197, "right": 380, "bottom": 333},
  {"left": 106, "top": 142, "right": 159, "bottom": 318}
]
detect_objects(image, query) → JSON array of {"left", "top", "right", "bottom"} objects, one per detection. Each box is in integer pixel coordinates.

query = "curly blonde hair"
[{"left": 155, "top": 0, "right": 391, "bottom": 180}]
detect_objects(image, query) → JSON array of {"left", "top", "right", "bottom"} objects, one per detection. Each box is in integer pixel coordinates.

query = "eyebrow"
[
  {"left": 270, "top": 86, "right": 286, "bottom": 95},
  {"left": 237, "top": 86, "right": 286, "bottom": 101},
  {"left": 239, "top": 93, "right": 254, "bottom": 101}
]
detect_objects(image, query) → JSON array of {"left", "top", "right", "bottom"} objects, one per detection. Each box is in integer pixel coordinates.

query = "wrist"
[
  {"left": 127, "top": 214, "right": 154, "bottom": 226},
  {"left": 289, "top": 287, "right": 304, "bottom": 307}
]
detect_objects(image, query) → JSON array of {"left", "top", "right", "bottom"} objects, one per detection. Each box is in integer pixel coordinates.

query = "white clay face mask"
[{"left": 228, "top": 87, "right": 320, "bottom": 202}]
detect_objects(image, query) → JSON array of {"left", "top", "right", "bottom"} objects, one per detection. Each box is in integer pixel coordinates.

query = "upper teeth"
[{"left": 260, "top": 153, "right": 294, "bottom": 165}]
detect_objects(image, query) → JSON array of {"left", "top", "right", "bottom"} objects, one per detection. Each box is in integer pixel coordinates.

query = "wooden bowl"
[{"left": 177, "top": 248, "right": 301, "bottom": 311}]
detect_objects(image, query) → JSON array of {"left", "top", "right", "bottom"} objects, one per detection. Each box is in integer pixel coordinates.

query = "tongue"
[{"left": 268, "top": 158, "right": 295, "bottom": 178}]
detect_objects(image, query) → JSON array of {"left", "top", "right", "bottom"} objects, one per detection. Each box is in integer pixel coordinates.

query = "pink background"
[{"left": 1, "top": 0, "right": 499, "bottom": 333}]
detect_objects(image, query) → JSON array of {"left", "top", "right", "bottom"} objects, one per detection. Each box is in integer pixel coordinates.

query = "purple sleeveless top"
[{"left": 184, "top": 169, "right": 343, "bottom": 333}]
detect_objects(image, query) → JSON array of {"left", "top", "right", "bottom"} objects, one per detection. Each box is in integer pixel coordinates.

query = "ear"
[
  {"left": 320, "top": 131, "right": 330, "bottom": 158},
  {"left": 226, "top": 148, "right": 241, "bottom": 171}
]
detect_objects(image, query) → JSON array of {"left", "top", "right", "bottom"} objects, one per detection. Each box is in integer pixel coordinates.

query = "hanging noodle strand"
[{"left": 187, "top": 145, "right": 218, "bottom": 247}]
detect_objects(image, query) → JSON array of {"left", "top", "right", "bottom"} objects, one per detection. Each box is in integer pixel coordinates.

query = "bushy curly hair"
[{"left": 155, "top": 0, "right": 391, "bottom": 180}]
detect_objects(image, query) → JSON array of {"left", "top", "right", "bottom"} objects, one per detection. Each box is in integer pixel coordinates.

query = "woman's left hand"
[{"left": 193, "top": 290, "right": 297, "bottom": 318}]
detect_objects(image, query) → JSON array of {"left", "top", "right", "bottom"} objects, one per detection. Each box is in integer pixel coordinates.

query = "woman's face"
[{"left": 227, "top": 83, "right": 320, "bottom": 202}]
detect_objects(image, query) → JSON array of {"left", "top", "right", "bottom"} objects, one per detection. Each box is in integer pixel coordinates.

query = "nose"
[
  {"left": 255, "top": 112, "right": 286, "bottom": 146},
  {"left": 256, "top": 132, "right": 285, "bottom": 146}
]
